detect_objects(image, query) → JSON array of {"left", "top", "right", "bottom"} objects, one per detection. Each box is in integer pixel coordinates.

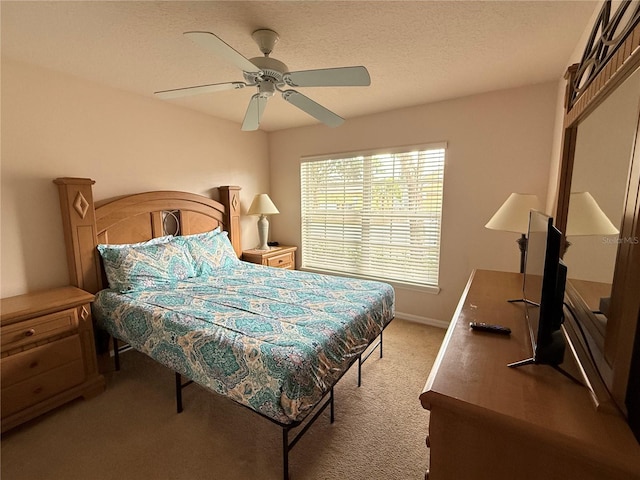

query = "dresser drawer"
[
  {"left": 266, "top": 251, "right": 294, "bottom": 269},
  {"left": 1, "top": 335, "right": 83, "bottom": 387},
  {"left": 1, "top": 356, "right": 85, "bottom": 418},
  {"left": 1, "top": 308, "right": 78, "bottom": 352}
]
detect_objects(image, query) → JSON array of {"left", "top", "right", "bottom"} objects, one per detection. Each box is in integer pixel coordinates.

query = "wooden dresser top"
[
  {"left": 1, "top": 286, "right": 94, "bottom": 326},
  {"left": 420, "top": 269, "right": 640, "bottom": 473}
]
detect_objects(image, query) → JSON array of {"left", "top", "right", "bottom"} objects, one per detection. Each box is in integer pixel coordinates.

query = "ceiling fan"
[{"left": 155, "top": 29, "right": 371, "bottom": 131}]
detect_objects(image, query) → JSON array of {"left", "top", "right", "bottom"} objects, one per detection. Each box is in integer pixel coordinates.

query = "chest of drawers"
[{"left": 1, "top": 286, "right": 105, "bottom": 432}]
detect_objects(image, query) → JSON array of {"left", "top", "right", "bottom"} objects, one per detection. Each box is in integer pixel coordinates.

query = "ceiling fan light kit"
[{"left": 154, "top": 28, "right": 371, "bottom": 131}]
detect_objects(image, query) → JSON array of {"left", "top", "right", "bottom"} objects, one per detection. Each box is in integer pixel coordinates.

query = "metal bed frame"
[{"left": 112, "top": 327, "right": 386, "bottom": 480}]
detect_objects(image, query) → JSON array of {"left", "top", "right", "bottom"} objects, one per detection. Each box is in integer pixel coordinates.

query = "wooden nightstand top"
[
  {"left": 242, "top": 245, "right": 297, "bottom": 257},
  {"left": 1, "top": 286, "right": 95, "bottom": 326}
]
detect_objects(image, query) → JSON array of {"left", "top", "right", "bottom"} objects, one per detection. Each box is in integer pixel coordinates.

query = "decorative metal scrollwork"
[
  {"left": 569, "top": 0, "right": 640, "bottom": 108},
  {"left": 162, "top": 210, "right": 181, "bottom": 236}
]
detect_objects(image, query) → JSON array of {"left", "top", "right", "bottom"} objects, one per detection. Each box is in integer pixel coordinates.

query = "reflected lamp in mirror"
[
  {"left": 564, "top": 191, "right": 619, "bottom": 254},
  {"left": 485, "top": 193, "right": 541, "bottom": 273},
  {"left": 247, "top": 193, "right": 280, "bottom": 251}
]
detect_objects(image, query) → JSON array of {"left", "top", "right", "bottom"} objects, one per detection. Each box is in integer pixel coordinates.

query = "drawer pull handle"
[
  {"left": 29, "top": 361, "right": 39, "bottom": 369},
  {"left": 25, "top": 328, "right": 36, "bottom": 337},
  {"left": 33, "top": 387, "right": 43, "bottom": 395}
]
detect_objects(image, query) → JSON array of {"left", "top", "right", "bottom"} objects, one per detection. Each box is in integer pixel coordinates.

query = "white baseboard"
[{"left": 394, "top": 311, "right": 449, "bottom": 329}]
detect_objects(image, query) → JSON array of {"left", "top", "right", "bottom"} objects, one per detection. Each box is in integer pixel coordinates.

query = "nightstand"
[
  {"left": 1, "top": 286, "right": 105, "bottom": 432},
  {"left": 242, "top": 245, "right": 297, "bottom": 270}
]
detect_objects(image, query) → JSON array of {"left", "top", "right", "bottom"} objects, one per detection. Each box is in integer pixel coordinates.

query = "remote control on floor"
[{"left": 469, "top": 322, "right": 511, "bottom": 335}]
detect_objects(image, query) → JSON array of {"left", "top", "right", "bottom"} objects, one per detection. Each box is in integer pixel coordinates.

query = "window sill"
[{"left": 300, "top": 267, "right": 441, "bottom": 294}]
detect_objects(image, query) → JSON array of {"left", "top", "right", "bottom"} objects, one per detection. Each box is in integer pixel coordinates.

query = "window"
[{"left": 300, "top": 143, "right": 446, "bottom": 289}]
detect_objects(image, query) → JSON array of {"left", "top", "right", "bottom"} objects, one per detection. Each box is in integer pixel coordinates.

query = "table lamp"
[
  {"left": 485, "top": 193, "right": 541, "bottom": 273},
  {"left": 247, "top": 193, "right": 280, "bottom": 251}
]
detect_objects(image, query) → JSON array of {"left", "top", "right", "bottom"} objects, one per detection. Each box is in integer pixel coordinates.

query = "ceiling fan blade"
[
  {"left": 154, "top": 82, "right": 246, "bottom": 99},
  {"left": 184, "top": 31, "right": 262, "bottom": 74},
  {"left": 283, "top": 66, "right": 371, "bottom": 87},
  {"left": 281, "top": 90, "right": 344, "bottom": 127},
  {"left": 242, "top": 94, "right": 268, "bottom": 131}
]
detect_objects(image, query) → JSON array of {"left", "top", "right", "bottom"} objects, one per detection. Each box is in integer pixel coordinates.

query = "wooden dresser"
[
  {"left": 242, "top": 245, "right": 297, "bottom": 270},
  {"left": 420, "top": 269, "right": 640, "bottom": 480},
  {"left": 1, "top": 286, "right": 105, "bottom": 432}
]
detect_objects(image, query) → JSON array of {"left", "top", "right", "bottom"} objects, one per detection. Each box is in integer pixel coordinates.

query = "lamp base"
[
  {"left": 517, "top": 234, "right": 527, "bottom": 274},
  {"left": 255, "top": 214, "right": 270, "bottom": 251}
]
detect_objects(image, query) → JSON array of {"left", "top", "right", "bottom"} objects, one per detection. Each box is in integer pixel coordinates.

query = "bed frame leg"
[
  {"left": 283, "top": 427, "right": 290, "bottom": 480},
  {"left": 113, "top": 337, "right": 120, "bottom": 371},
  {"left": 357, "top": 330, "right": 384, "bottom": 387},
  {"left": 175, "top": 373, "right": 183, "bottom": 414},
  {"left": 330, "top": 387, "right": 335, "bottom": 424}
]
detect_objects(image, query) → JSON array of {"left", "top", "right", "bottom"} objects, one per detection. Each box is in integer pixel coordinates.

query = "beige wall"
[
  {"left": 268, "top": 82, "right": 558, "bottom": 324},
  {"left": 0, "top": 60, "right": 575, "bottom": 325},
  {"left": 1, "top": 59, "right": 269, "bottom": 297}
]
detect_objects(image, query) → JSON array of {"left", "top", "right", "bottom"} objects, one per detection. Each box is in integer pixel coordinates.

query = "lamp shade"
[
  {"left": 485, "top": 193, "right": 541, "bottom": 234},
  {"left": 247, "top": 194, "right": 280, "bottom": 215},
  {"left": 566, "top": 192, "right": 619, "bottom": 236}
]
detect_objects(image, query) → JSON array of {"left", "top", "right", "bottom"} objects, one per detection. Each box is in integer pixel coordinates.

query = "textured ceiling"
[{"left": 1, "top": 1, "right": 598, "bottom": 132}]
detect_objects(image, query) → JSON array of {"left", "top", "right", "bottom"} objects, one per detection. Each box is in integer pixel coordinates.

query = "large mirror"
[
  {"left": 555, "top": 0, "right": 640, "bottom": 417},
  {"left": 565, "top": 67, "right": 640, "bottom": 337}
]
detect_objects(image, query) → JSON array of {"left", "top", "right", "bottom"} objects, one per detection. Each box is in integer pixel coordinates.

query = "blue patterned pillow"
[
  {"left": 174, "top": 228, "right": 239, "bottom": 276},
  {"left": 98, "top": 241, "right": 196, "bottom": 293}
]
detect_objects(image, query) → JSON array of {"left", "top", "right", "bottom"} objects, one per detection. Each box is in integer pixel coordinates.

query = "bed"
[{"left": 54, "top": 178, "right": 394, "bottom": 479}]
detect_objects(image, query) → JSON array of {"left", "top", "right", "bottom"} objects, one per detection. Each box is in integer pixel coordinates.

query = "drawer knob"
[
  {"left": 33, "top": 386, "right": 43, "bottom": 395},
  {"left": 29, "top": 361, "right": 39, "bottom": 369},
  {"left": 24, "top": 328, "right": 36, "bottom": 337}
]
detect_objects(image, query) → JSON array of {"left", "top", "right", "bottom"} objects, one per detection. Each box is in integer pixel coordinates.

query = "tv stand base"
[{"left": 507, "top": 357, "right": 584, "bottom": 386}]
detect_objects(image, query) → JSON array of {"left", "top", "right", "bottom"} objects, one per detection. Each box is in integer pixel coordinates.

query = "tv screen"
[{"left": 512, "top": 211, "right": 567, "bottom": 367}]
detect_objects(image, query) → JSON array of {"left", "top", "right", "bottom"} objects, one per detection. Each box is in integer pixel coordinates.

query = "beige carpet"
[{"left": 1, "top": 319, "right": 445, "bottom": 480}]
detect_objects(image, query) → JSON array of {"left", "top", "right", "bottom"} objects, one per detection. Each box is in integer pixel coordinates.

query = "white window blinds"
[{"left": 300, "top": 144, "right": 446, "bottom": 288}]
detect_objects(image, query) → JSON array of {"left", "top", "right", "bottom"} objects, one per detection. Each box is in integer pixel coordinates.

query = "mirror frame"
[{"left": 556, "top": 0, "right": 640, "bottom": 412}]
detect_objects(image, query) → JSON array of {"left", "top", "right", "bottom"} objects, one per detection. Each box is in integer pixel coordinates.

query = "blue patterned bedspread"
[{"left": 93, "top": 263, "right": 394, "bottom": 424}]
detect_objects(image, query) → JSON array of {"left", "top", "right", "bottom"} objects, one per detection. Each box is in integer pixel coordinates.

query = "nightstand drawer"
[
  {"left": 266, "top": 251, "right": 295, "bottom": 269},
  {"left": 2, "top": 335, "right": 83, "bottom": 387},
  {"left": 1, "top": 308, "right": 78, "bottom": 353},
  {"left": 1, "top": 356, "right": 85, "bottom": 418}
]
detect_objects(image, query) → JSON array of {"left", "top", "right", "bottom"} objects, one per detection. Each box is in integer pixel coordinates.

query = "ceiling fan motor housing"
[{"left": 244, "top": 56, "right": 288, "bottom": 87}]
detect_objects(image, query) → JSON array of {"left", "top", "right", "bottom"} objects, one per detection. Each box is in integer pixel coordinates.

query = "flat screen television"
[{"left": 509, "top": 211, "right": 568, "bottom": 368}]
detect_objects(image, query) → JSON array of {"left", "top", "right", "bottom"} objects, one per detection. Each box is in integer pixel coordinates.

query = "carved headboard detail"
[{"left": 54, "top": 178, "right": 241, "bottom": 294}]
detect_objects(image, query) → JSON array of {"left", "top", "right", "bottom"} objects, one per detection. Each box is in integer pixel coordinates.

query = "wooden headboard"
[{"left": 54, "top": 178, "right": 241, "bottom": 294}]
